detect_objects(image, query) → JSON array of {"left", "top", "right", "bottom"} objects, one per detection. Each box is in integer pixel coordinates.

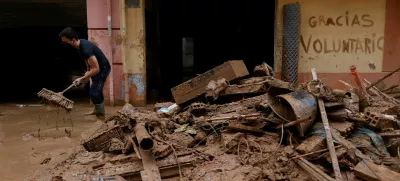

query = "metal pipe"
[
  {"left": 350, "top": 65, "right": 369, "bottom": 100},
  {"left": 331, "top": 89, "right": 351, "bottom": 98},
  {"left": 120, "top": 0, "right": 129, "bottom": 104},
  {"left": 134, "top": 123, "right": 154, "bottom": 150},
  {"left": 349, "top": 65, "right": 371, "bottom": 111},
  {"left": 107, "top": 0, "right": 115, "bottom": 106}
]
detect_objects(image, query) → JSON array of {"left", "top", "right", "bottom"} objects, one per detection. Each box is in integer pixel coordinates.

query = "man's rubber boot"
[
  {"left": 85, "top": 103, "right": 105, "bottom": 121},
  {"left": 95, "top": 102, "right": 106, "bottom": 121},
  {"left": 85, "top": 109, "right": 96, "bottom": 115}
]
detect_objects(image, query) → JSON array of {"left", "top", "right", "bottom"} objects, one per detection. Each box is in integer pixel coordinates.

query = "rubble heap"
[{"left": 30, "top": 61, "right": 400, "bottom": 181}]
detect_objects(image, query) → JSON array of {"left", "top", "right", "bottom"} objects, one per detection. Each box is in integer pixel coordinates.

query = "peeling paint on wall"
[{"left": 121, "top": 74, "right": 145, "bottom": 99}]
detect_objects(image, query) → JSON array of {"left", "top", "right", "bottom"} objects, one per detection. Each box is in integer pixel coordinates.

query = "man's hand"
[{"left": 74, "top": 77, "right": 84, "bottom": 86}]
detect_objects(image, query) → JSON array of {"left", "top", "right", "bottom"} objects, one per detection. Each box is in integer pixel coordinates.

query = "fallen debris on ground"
[{"left": 27, "top": 62, "right": 400, "bottom": 181}]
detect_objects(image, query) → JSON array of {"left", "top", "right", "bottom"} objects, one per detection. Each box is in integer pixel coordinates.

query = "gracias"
[{"left": 308, "top": 11, "right": 374, "bottom": 28}]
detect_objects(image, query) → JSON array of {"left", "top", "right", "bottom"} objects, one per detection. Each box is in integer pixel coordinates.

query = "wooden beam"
[
  {"left": 139, "top": 149, "right": 162, "bottom": 181},
  {"left": 311, "top": 68, "right": 342, "bottom": 181}
]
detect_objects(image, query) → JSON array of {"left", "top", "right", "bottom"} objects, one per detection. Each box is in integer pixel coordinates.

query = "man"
[{"left": 59, "top": 27, "right": 111, "bottom": 119}]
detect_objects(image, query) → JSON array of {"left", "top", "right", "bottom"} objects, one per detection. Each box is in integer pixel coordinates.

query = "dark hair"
[{"left": 59, "top": 27, "right": 79, "bottom": 40}]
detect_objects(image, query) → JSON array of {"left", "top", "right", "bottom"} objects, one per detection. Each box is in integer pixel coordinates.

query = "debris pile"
[{"left": 29, "top": 60, "right": 400, "bottom": 181}]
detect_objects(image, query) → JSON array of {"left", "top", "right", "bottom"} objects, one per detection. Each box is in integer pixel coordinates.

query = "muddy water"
[{"left": 0, "top": 103, "right": 122, "bottom": 181}]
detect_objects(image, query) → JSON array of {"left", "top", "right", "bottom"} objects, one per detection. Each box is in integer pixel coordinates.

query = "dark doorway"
[
  {"left": 0, "top": 27, "right": 89, "bottom": 103},
  {"left": 0, "top": 1, "right": 88, "bottom": 103},
  {"left": 146, "top": 0, "right": 276, "bottom": 102}
]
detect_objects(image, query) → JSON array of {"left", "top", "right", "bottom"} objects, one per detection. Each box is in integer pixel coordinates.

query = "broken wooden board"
[
  {"left": 139, "top": 149, "right": 162, "bottom": 181},
  {"left": 380, "top": 130, "right": 400, "bottom": 138},
  {"left": 265, "top": 78, "right": 292, "bottom": 95},
  {"left": 295, "top": 157, "right": 336, "bottom": 181},
  {"left": 354, "top": 160, "right": 400, "bottom": 181},
  {"left": 93, "top": 154, "right": 201, "bottom": 179},
  {"left": 207, "top": 94, "right": 269, "bottom": 114},
  {"left": 94, "top": 162, "right": 144, "bottom": 176},
  {"left": 237, "top": 76, "right": 270, "bottom": 84},
  {"left": 211, "top": 83, "right": 267, "bottom": 97},
  {"left": 171, "top": 60, "right": 249, "bottom": 104}
]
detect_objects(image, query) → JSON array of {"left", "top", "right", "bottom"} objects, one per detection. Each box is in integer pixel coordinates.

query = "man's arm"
[
  {"left": 81, "top": 55, "right": 100, "bottom": 80},
  {"left": 85, "top": 59, "right": 90, "bottom": 72}
]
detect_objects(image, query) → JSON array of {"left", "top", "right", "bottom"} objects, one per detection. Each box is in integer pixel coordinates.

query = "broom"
[{"left": 37, "top": 82, "right": 78, "bottom": 111}]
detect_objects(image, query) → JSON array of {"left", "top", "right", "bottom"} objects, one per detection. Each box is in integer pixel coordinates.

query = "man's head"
[{"left": 59, "top": 27, "right": 80, "bottom": 49}]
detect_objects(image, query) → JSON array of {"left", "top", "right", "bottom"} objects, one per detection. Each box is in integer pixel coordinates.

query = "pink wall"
[
  {"left": 87, "top": 0, "right": 120, "bottom": 28},
  {"left": 86, "top": 0, "right": 124, "bottom": 105}
]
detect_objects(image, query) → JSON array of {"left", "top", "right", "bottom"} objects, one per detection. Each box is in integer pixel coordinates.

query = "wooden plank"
[
  {"left": 238, "top": 76, "right": 270, "bottom": 84},
  {"left": 94, "top": 154, "right": 200, "bottom": 178},
  {"left": 171, "top": 60, "right": 249, "bottom": 104},
  {"left": 354, "top": 160, "right": 400, "bottom": 181},
  {"left": 139, "top": 149, "right": 162, "bottom": 181},
  {"left": 218, "top": 83, "right": 267, "bottom": 96},
  {"left": 317, "top": 90, "right": 343, "bottom": 181},
  {"left": 311, "top": 68, "right": 342, "bottom": 180},
  {"left": 295, "top": 157, "right": 336, "bottom": 181}
]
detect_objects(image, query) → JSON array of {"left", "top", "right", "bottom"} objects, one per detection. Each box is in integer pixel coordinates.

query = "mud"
[
  {"left": 0, "top": 103, "right": 122, "bottom": 181},
  {"left": 184, "top": 140, "right": 309, "bottom": 181}
]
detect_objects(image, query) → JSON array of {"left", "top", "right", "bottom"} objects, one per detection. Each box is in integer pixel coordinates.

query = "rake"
[{"left": 37, "top": 82, "right": 78, "bottom": 111}]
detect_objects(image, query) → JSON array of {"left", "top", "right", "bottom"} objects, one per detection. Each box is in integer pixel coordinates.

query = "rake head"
[{"left": 37, "top": 88, "right": 74, "bottom": 111}]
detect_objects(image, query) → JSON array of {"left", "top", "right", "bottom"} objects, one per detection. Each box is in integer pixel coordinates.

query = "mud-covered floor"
[{"left": 0, "top": 103, "right": 151, "bottom": 181}]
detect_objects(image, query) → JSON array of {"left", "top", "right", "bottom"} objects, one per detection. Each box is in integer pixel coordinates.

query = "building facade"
[{"left": 87, "top": 0, "right": 400, "bottom": 106}]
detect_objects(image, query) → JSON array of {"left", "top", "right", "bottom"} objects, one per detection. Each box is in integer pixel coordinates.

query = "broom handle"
[{"left": 60, "top": 83, "right": 77, "bottom": 95}]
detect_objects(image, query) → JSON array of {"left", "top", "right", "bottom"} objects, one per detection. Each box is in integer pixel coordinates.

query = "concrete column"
[{"left": 124, "top": 0, "right": 147, "bottom": 106}]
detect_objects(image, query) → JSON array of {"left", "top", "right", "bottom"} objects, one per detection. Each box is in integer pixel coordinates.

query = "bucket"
[{"left": 269, "top": 90, "right": 317, "bottom": 137}]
